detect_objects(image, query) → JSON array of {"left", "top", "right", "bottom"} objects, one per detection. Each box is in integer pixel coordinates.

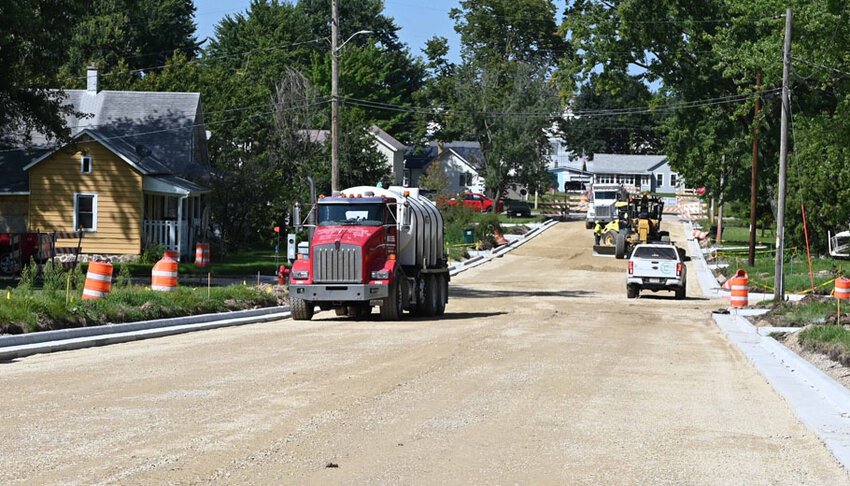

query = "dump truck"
[{"left": 288, "top": 186, "right": 449, "bottom": 320}]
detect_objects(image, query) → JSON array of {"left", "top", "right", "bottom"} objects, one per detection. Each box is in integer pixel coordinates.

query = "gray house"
[{"left": 588, "top": 154, "right": 682, "bottom": 193}]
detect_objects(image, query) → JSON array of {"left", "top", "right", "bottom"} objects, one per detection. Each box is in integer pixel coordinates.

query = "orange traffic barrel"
[
  {"left": 835, "top": 278, "right": 850, "bottom": 300},
  {"left": 164, "top": 249, "right": 179, "bottom": 260},
  {"left": 152, "top": 256, "right": 178, "bottom": 292},
  {"left": 730, "top": 269, "right": 749, "bottom": 307},
  {"left": 82, "top": 261, "right": 113, "bottom": 300},
  {"left": 195, "top": 242, "right": 210, "bottom": 267}
]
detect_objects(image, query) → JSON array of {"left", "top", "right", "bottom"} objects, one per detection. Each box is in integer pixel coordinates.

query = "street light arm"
[{"left": 336, "top": 30, "right": 373, "bottom": 52}]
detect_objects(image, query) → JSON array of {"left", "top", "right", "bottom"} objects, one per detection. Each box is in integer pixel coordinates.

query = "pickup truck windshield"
[
  {"left": 318, "top": 203, "right": 384, "bottom": 226},
  {"left": 594, "top": 191, "right": 618, "bottom": 200},
  {"left": 633, "top": 247, "right": 678, "bottom": 260}
]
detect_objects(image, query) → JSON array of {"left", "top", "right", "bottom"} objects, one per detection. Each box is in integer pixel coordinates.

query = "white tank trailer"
[{"left": 288, "top": 185, "right": 449, "bottom": 321}]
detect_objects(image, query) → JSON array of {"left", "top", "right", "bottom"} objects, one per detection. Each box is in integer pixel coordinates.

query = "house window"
[
  {"left": 466, "top": 173, "right": 473, "bottom": 186},
  {"left": 671, "top": 173, "right": 678, "bottom": 187},
  {"left": 81, "top": 156, "right": 92, "bottom": 174},
  {"left": 459, "top": 173, "right": 465, "bottom": 187},
  {"left": 656, "top": 173, "right": 664, "bottom": 187},
  {"left": 74, "top": 193, "right": 97, "bottom": 232}
]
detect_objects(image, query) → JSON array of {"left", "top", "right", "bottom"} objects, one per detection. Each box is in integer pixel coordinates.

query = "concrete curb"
[
  {"left": 0, "top": 306, "right": 290, "bottom": 361},
  {"left": 448, "top": 219, "right": 558, "bottom": 277},
  {"left": 688, "top": 221, "right": 850, "bottom": 470}
]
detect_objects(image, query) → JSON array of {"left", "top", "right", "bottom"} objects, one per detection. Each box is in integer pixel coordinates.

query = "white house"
[
  {"left": 404, "top": 141, "right": 485, "bottom": 194},
  {"left": 588, "top": 154, "right": 682, "bottom": 193}
]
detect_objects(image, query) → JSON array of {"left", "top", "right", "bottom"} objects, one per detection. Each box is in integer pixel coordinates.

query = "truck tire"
[
  {"left": 435, "top": 274, "right": 447, "bottom": 316},
  {"left": 380, "top": 275, "right": 404, "bottom": 320},
  {"left": 615, "top": 233, "right": 626, "bottom": 259},
  {"left": 290, "top": 297, "right": 314, "bottom": 321},
  {"left": 586, "top": 221, "right": 593, "bottom": 230},
  {"left": 627, "top": 285, "right": 639, "bottom": 299},
  {"left": 675, "top": 286, "right": 686, "bottom": 300},
  {"left": 418, "top": 274, "right": 439, "bottom": 317}
]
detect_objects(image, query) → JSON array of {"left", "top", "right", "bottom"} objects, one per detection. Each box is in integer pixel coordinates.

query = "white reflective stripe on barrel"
[
  {"left": 86, "top": 272, "right": 112, "bottom": 282},
  {"left": 731, "top": 285, "right": 748, "bottom": 290},
  {"left": 151, "top": 285, "right": 176, "bottom": 292},
  {"left": 152, "top": 270, "right": 178, "bottom": 277},
  {"left": 83, "top": 288, "right": 108, "bottom": 298},
  {"left": 731, "top": 296, "right": 748, "bottom": 302}
]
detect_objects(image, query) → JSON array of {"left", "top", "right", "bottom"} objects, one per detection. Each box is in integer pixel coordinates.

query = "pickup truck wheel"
[
  {"left": 675, "top": 286, "right": 686, "bottom": 300},
  {"left": 380, "top": 275, "right": 404, "bottom": 320},
  {"left": 627, "top": 285, "right": 639, "bottom": 299},
  {"left": 615, "top": 233, "right": 626, "bottom": 259},
  {"left": 290, "top": 296, "right": 314, "bottom": 320},
  {"left": 435, "top": 274, "right": 447, "bottom": 316}
]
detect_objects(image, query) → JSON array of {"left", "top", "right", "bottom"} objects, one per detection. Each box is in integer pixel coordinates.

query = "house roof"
[
  {"left": 370, "top": 125, "right": 406, "bottom": 151},
  {"left": 588, "top": 153, "right": 668, "bottom": 175},
  {"left": 404, "top": 141, "right": 484, "bottom": 171},
  {"left": 2, "top": 89, "right": 209, "bottom": 193}
]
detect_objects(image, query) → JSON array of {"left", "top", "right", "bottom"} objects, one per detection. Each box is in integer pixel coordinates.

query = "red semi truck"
[
  {"left": 0, "top": 233, "right": 55, "bottom": 275},
  {"left": 288, "top": 186, "right": 449, "bottom": 320}
]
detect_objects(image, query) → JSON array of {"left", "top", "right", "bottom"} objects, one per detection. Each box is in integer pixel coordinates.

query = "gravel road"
[{"left": 1, "top": 220, "right": 847, "bottom": 485}]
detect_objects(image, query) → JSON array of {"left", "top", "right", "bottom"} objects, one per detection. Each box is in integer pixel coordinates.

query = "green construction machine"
[{"left": 593, "top": 195, "right": 667, "bottom": 259}]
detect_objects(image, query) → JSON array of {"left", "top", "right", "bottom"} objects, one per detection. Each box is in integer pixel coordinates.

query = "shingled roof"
[{"left": 0, "top": 86, "right": 209, "bottom": 193}]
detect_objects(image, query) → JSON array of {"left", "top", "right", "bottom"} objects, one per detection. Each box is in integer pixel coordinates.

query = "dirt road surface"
[{"left": 2, "top": 221, "right": 847, "bottom": 485}]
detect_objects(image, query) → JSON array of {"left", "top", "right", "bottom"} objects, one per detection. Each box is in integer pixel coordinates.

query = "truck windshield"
[
  {"left": 633, "top": 247, "right": 678, "bottom": 260},
  {"left": 594, "top": 191, "right": 618, "bottom": 200},
  {"left": 318, "top": 203, "right": 385, "bottom": 226}
]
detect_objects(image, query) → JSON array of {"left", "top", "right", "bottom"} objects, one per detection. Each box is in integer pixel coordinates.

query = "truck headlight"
[
  {"left": 371, "top": 270, "right": 390, "bottom": 280},
  {"left": 292, "top": 270, "right": 309, "bottom": 279}
]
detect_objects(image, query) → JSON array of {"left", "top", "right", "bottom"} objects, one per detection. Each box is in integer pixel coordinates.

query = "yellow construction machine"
[{"left": 593, "top": 195, "right": 667, "bottom": 259}]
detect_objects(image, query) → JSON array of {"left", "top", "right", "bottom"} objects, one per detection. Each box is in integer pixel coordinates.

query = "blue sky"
[{"left": 193, "top": 0, "right": 464, "bottom": 62}]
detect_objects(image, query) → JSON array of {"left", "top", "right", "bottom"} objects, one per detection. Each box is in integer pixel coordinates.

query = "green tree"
[{"left": 0, "top": 0, "right": 82, "bottom": 147}]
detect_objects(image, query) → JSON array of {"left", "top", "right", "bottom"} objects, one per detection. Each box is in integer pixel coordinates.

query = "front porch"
[{"left": 142, "top": 175, "right": 209, "bottom": 259}]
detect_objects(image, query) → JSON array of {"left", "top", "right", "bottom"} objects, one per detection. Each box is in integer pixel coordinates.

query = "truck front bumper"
[{"left": 289, "top": 283, "right": 389, "bottom": 302}]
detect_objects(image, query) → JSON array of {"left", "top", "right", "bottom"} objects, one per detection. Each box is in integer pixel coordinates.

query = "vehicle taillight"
[
  {"left": 628, "top": 261, "right": 634, "bottom": 274},
  {"left": 676, "top": 262, "right": 683, "bottom": 277}
]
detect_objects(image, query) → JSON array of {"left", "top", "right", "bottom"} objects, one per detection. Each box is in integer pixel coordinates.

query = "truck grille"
[
  {"left": 313, "top": 244, "right": 362, "bottom": 283},
  {"left": 595, "top": 206, "right": 610, "bottom": 218}
]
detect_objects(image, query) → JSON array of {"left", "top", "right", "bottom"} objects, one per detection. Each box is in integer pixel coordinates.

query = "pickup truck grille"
[{"left": 313, "top": 244, "right": 362, "bottom": 283}]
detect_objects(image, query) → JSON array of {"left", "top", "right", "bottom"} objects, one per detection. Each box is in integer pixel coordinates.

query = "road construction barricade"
[
  {"left": 195, "top": 242, "right": 210, "bottom": 267},
  {"left": 692, "top": 230, "right": 709, "bottom": 240},
  {"left": 53, "top": 230, "right": 84, "bottom": 268},
  {"left": 82, "top": 261, "right": 113, "bottom": 300},
  {"left": 729, "top": 269, "right": 749, "bottom": 308},
  {"left": 492, "top": 229, "right": 508, "bottom": 246},
  {"left": 835, "top": 278, "right": 850, "bottom": 300},
  {"left": 152, "top": 257, "right": 178, "bottom": 292},
  {"left": 164, "top": 249, "right": 179, "bottom": 260}
]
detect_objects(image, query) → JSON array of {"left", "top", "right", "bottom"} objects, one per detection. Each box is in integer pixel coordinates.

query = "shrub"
[
  {"left": 115, "top": 263, "right": 132, "bottom": 288},
  {"left": 139, "top": 243, "right": 165, "bottom": 264},
  {"left": 18, "top": 259, "right": 38, "bottom": 291},
  {"left": 41, "top": 262, "right": 66, "bottom": 292},
  {"left": 476, "top": 212, "right": 502, "bottom": 248}
]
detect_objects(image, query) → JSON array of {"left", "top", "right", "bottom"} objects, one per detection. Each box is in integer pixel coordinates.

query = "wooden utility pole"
[
  {"left": 330, "top": 0, "right": 340, "bottom": 193},
  {"left": 774, "top": 8, "right": 792, "bottom": 301},
  {"left": 716, "top": 155, "right": 725, "bottom": 244},
  {"left": 748, "top": 73, "right": 762, "bottom": 266}
]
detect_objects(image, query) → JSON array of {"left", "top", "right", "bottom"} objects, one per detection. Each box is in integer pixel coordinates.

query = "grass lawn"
[
  {"left": 720, "top": 253, "right": 843, "bottom": 293},
  {"left": 124, "top": 250, "right": 285, "bottom": 277},
  {"left": 761, "top": 298, "right": 836, "bottom": 327},
  {"left": 1, "top": 284, "right": 278, "bottom": 333},
  {"left": 797, "top": 325, "right": 850, "bottom": 365},
  {"left": 716, "top": 225, "right": 775, "bottom": 246}
]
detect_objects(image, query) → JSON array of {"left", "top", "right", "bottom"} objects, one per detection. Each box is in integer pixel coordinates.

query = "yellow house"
[{"left": 0, "top": 66, "right": 210, "bottom": 258}]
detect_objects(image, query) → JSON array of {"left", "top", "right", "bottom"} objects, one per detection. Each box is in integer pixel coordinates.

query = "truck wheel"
[
  {"left": 627, "top": 285, "right": 639, "bottom": 299},
  {"left": 290, "top": 296, "right": 314, "bottom": 320},
  {"left": 586, "top": 221, "right": 594, "bottom": 230},
  {"left": 380, "top": 276, "right": 404, "bottom": 320},
  {"left": 435, "top": 274, "right": 447, "bottom": 316},
  {"left": 615, "top": 233, "right": 626, "bottom": 259},
  {"left": 675, "top": 286, "right": 686, "bottom": 300},
  {"left": 351, "top": 304, "right": 372, "bottom": 320},
  {"left": 418, "top": 274, "right": 439, "bottom": 317}
]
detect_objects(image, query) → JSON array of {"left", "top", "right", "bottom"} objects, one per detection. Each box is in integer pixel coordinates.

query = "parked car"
[
  {"left": 505, "top": 200, "right": 532, "bottom": 218},
  {"left": 626, "top": 243, "right": 688, "bottom": 299},
  {"left": 438, "top": 192, "right": 504, "bottom": 212}
]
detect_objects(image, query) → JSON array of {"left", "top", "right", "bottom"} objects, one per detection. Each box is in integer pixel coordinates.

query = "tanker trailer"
[{"left": 288, "top": 186, "right": 449, "bottom": 321}]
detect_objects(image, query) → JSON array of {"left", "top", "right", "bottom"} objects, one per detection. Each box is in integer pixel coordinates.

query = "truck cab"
[
  {"left": 289, "top": 186, "right": 448, "bottom": 321},
  {"left": 586, "top": 184, "right": 629, "bottom": 229},
  {"left": 626, "top": 243, "right": 688, "bottom": 299}
]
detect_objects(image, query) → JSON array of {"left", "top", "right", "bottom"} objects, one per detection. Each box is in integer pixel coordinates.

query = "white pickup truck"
[{"left": 627, "top": 243, "right": 688, "bottom": 299}]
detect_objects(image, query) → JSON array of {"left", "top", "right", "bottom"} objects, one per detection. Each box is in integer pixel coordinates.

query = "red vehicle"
[
  {"left": 0, "top": 233, "right": 54, "bottom": 275},
  {"left": 439, "top": 192, "right": 504, "bottom": 212},
  {"left": 289, "top": 186, "right": 449, "bottom": 321}
]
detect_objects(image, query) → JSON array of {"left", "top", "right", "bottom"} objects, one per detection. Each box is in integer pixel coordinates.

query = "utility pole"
[
  {"left": 748, "top": 73, "right": 761, "bottom": 266},
  {"left": 716, "top": 155, "right": 724, "bottom": 244},
  {"left": 330, "top": 0, "right": 340, "bottom": 194},
  {"left": 774, "top": 8, "right": 792, "bottom": 301}
]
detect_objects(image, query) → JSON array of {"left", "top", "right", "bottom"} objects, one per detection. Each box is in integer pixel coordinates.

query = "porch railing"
[{"left": 144, "top": 220, "right": 188, "bottom": 254}]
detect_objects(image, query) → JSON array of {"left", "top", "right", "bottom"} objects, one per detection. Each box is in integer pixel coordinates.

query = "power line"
[{"left": 791, "top": 56, "right": 850, "bottom": 77}]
